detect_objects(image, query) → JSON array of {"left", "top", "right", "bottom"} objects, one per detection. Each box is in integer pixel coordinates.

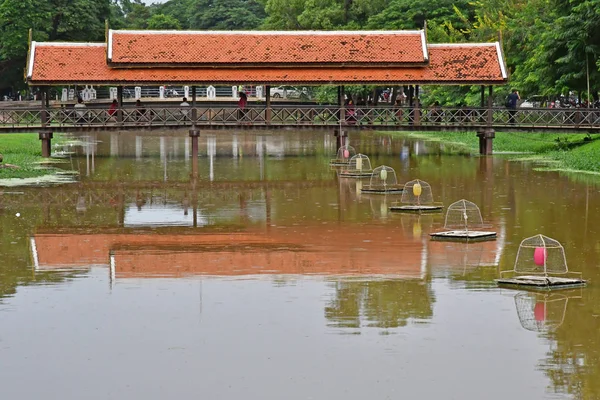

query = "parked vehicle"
[
  {"left": 270, "top": 86, "right": 309, "bottom": 99},
  {"left": 520, "top": 95, "right": 548, "bottom": 108}
]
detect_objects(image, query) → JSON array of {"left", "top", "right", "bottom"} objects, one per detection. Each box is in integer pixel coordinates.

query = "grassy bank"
[
  {"left": 393, "top": 131, "right": 600, "bottom": 173},
  {"left": 0, "top": 134, "right": 57, "bottom": 179}
]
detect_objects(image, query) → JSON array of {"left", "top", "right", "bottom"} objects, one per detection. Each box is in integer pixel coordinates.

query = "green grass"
[
  {"left": 548, "top": 139, "right": 600, "bottom": 173},
  {"left": 385, "top": 131, "right": 600, "bottom": 173},
  {"left": 0, "top": 133, "right": 56, "bottom": 179}
]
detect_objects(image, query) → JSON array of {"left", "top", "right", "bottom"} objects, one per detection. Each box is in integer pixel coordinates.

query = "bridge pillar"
[
  {"left": 334, "top": 129, "right": 347, "bottom": 149},
  {"left": 476, "top": 128, "right": 495, "bottom": 155},
  {"left": 39, "top": 131, "right": 53, "bottom": 158}
]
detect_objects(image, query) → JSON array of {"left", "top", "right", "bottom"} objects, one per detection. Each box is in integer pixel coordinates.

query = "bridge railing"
[{"left": 1, "top": 105, "right": 599, "bottom": 129}]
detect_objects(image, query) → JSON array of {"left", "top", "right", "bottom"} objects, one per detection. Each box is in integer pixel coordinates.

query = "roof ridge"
[{"left": 110, "top": 29, "right": 425, "bottom": 36}]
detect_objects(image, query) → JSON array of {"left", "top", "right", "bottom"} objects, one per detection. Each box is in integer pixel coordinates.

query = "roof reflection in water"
[{"left": 32, "top": 225, "right": 427, "bottom": 279}]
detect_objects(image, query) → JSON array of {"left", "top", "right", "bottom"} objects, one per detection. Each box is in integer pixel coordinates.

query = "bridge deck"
[{"left": 1, "top": 105, "right": 599, "bottom": 133}]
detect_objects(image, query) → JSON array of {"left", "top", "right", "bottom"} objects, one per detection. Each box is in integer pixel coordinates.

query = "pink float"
[{"left": 534, "top": 247, "right": 546, "bottom": 266}]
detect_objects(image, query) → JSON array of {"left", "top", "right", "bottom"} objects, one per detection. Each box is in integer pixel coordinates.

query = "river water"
[{"left": 1, "top": 130, "right": 599, "bottom": 400}]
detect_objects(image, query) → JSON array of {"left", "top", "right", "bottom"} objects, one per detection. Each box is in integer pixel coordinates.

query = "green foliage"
[
  {"left": 154, "top": 0, "right": 194, "bottom": 29},
  {"left": 314, "top": 85, "right": 338, "bottom": 104},
  {"left": 0, "top": 0, "right": 111, "bottom": 91},
  {"left": 549, "top": 137, "right": 600, "bottom": 172},
  {"left": 366, "top": 0, "right": 475, "bottom": 31},
  {"left": 189, "top": 0, "right": 266, "bottom": 29},
  {"left": 147, "top": 13, "right": 182, "bottom": 29},
  {"left": 0, "top": 133, "right": 53, "bottom": 179}
]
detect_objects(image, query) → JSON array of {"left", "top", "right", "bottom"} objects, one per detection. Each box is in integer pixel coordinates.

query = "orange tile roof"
[
  {"left": 108, "top": 30, "right": 428, "bottom": 66},
  {"left": 27, "top": 42, "right": 507, "bottom": 85}
]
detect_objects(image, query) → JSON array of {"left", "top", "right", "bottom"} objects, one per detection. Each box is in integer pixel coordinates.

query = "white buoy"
[{"left": 15, "top": 213, "right": 20, "bottom": 217}]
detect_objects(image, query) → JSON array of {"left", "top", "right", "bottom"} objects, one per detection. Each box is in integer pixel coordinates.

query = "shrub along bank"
[{"left": 392, "top": 131, "right": 600, "bottom": 173}]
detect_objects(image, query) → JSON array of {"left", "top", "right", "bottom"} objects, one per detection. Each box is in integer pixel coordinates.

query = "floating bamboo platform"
[
  {"left": 339, "top": 170, "right": 373, "bottom": 178},
  {"left": 389, "top": 205, "right": 444, "bottom": 213},
  {"left": 329, "top": 159, "right": 351, "bottom": 166},
  {"left": 430, "top": 230, "right": 497, "bottom": 242},
  {"left": 360, "top": 187, "right": 404, "bottom": 195},
  {"left": 496, "top": 275, "right": 587, "bottom": 290}
]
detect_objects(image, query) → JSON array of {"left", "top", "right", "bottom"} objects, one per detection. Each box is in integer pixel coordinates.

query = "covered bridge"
[{"left": 25, "top": 29, "right": 508, "bottom": 156}]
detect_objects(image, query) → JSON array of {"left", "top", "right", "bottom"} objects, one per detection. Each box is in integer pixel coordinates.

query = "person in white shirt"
[
  {"left": 74, "top": 97, "right": 87, "bottom": 123},
  {"left": 180, "top": 97, "right": 190, "bottom": 121}
]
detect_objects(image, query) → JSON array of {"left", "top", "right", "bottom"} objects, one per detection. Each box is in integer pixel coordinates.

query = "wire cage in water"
[
  {"left": 430, "top": 199, "right": 496, "bottom": 241},
  {"left": 330, "top": 145, "right": 357, "bottom": 166},
  {"left": 340, "top": 153, "right": 373, "bottom": 178},
  {"left": 514, "top": 234, "right": 569, "bottom": 276},
  {"left": 444, "top": 199, "right": 485, "bottom": 230},
  {"left": 390, "top": 179, "right": 443, "bottom": 212},
  {"left": 514, "top": 292, "right": 568, "bottom": 332},
  {"left": 361, "top": 165, "right": 403, "bottom": 194},
  {"left": 497, "top": 234, "right": 586, "bottom": 289}
]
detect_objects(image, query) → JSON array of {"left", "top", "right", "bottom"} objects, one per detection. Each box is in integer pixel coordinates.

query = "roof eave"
[
  {"left": 106, "top": 61, "right": 430, "bottom": 69},
  {"left": 28, "top": 78, "right": 508, "bottom": 86}
]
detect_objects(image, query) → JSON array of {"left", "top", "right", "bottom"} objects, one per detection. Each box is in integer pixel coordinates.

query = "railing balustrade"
[{"left": 1, "top": 105, "right": 599, "bottom": 130}]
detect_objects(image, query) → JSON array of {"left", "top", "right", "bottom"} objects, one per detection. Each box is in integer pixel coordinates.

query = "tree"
[
  {"left": 122, "top": 1, "right": 153, "bottom": 29},
  {"left": 147, "top": 13, "right": 182, "bottom": 29},
  {"left": 261, "top": 0, "right": 306, "bottom": 29},
  {"left": 154, "top": 0, "right": 194, "bottom": 29},
  {"left": 0, "top": 0, "right": 112, "bottom": 92},
  {"left": 366, "top": 0, "right": 475, "bottom": 32},
  {"left": 189, "top": 0, "right": 266, "bottom": 30}
]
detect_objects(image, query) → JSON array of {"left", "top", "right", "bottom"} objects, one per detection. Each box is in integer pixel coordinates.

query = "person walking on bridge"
[
  {"left": 507, "top": 89, "right": 520, "bottom": 124},
  {"left": 238, "top": 91, "right": 248, "bottom": 121}
]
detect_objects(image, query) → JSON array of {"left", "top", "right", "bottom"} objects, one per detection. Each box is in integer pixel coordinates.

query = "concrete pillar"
[
  {"left": 476, "top": 128, "right": 495, "bottom": 155},
  {"left": 39, "top": 131, "right": 53, "bottom": 158}
]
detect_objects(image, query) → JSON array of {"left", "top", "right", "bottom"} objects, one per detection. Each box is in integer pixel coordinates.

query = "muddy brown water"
[{"left": 1, "top": 130, "right": 599, "bottom": 400}]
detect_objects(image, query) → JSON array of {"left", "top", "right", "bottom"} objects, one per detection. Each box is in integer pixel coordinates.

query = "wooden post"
[
  {"left": 480, "top": 85, "right": 485, "bottom": 108},
  {"left": 339, "top": 85, "right": 346, "bottom": 125},
  {"left": 487, "top": 86, "right": 494, "bottom": 126},
  {"left": 117, "top": 86, "right": 123, "bottom": 123},
  {"left": 191, "top": 86, "right": 197, "bottom": 125},
  {"left": 414, "top": 85, "right": 421, "bottom": 126},
  {"left": 40, "top": 87, "right": 48, "bottom": 127},
  {"left": 265, "top": 84, "right": 271, "bottom": 125},
  {"left": 476, "top": 86, "right": 495, "bottom": 155},
  {"left": 39, "top": 87, "right": 53, "bottom": 157}
]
